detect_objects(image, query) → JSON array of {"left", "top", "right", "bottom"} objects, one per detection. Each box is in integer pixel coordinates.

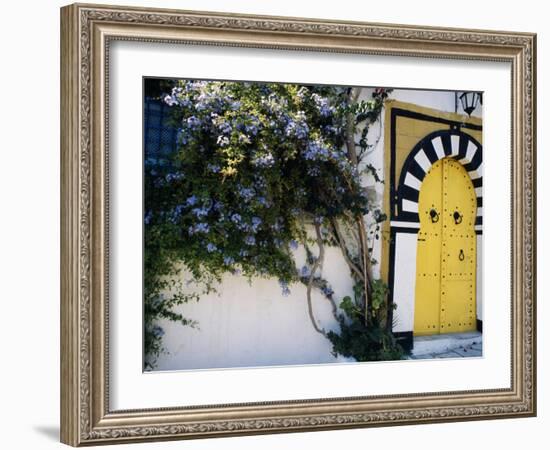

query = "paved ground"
[{"left": 409, "top": 340, "right": 483, "bottom": 359}]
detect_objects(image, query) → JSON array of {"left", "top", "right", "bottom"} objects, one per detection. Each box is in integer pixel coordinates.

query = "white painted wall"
[
  {"left": 155, "top": 88, "right": 482, "bottom": 370},
  {"left": 391, "top": 233, "right": 419, "bottom": 332},
  {"left": 156, "top": 245, "right": 355, "bottom": 369}
]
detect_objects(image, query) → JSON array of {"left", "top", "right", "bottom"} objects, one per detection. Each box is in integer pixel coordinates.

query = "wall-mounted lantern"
[{"left": 457, "top": 91, "right": 483, "bottom": 116}]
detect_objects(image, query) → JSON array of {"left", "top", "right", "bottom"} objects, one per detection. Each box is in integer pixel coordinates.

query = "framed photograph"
[{"left": 60, "top": 3, "right": 536, "bottom": 446}]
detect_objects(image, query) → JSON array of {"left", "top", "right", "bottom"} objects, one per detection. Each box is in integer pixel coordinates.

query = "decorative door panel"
[
  {"left": 414, "top": 158, "right": 477, "bottom": 335},
  {"left": 415, "top": 235, "right": 442, "bottom": 333},
  {"left": 414, "top": 160, "right": 443, "bottom": 335},
  {"left": 440, "top": 279, "right": 475, "bottom": 333}
]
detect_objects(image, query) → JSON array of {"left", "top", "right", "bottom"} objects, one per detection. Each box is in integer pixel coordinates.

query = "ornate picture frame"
[{"left": 60, "top": 3, "right": 536, "bottom": 446}]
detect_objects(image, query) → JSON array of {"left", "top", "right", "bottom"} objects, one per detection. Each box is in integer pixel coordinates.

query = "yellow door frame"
[{"left": 380, "top": 101, "right": 483, "bottom": 348}]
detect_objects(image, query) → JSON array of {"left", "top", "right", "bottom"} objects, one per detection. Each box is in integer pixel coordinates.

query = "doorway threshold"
[{"left": 410, "top": 331, "right": 482, "bottom": 359}]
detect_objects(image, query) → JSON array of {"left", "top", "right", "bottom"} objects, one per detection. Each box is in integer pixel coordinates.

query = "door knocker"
[
  {"left": 429, "top": 208, "right": 439, "bottom": 223},
  {"left": 453, "top": 210, "right": 463, "bottom": 225},
  {"left": 459, "top": 249, "right": 465, "bottom": 261}
]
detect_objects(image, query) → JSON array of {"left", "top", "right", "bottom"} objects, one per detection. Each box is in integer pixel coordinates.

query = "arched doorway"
[
  {"left": 413, "top": 157, "right": 477, "bottom": 335},
  {"left": 383, "top": 113, "right": 483, "bottom": 350}
]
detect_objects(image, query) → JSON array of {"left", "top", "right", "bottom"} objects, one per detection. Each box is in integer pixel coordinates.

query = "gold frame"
[{"left": 60, "top": 3, "right": 537, "bottom": 446}]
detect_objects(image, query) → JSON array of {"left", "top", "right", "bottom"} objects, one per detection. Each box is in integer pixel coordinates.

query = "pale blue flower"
[
  {"left": 324, "top": 124, "right": 340, "bottom": 135},
  {"left": 321, "top": 285, "right": 334, "bottom": 297},
  {"left": 192, "top": 207, "right": 209, "bottom": 219},
  {"left": 304, "top": 140, "right": 330, "bottom": 161},
  {"left": 312, "top": 93, "right": 334, "bottom": 117},
  {"left": 272, "top": 221, "right": 283, "bottom": 232},
  {"left": 186, "top": 195, "right": 198, "bottom": 206},
  {"left": 168, "top": 205, "right": 185, "bottom": 224},
  {"left": 144, "top": 210, "right": 152, "bottom": 225},
  {"left": 285, "top": 118, "right": 309, "bottom": 139},
  {"left": 218, "top": 121, "right": 232, "bottom": 135},
  {"left": 195, "top": 223, "right": 209, "bottom": 233},
  {"left": 186, "top": 116, "right": 202, "bottom": 129},
  {"left": 307, "top": 166, "right": 321, "bottom": 176},
  {"left": 163, "top": 95, "right": 177, "bottom": 106},
  {"left": 150, "top": 295, "right": 164, "bottom": 308},
  {"left": 165, "top": 172, "right": 184, "bottom": 182},
  {"left": 279, "top": 280, "right": 291, "bottom": 297},
  {"left": 252, "top": 153, "right": 275, "bottom": 168},
  {"left": 296, "top": 86, "right": 309, "bottom": 100},
  {"left": 245, "top": 123, "right": 259, "bottom": 136},
  {"left": 151, "top": 325, "right": 164, "bottom": 338},
  {"left": 189, "top": 222, "right": 209, "bottom": 235},
  {"left": 237, "top": 186, "right": 255, "bottom": 201},
  {"left": 251, "top": 217, "right": 262, "bottom": 232},
  {"left": 217, "top": 135, "right": 230, "bottom": 147},
  {"left": 176, "top": 128, "right": 190, "bottom": 145},
  {"left": 254, "top": 176, "right": 268, "bottom": 190}
]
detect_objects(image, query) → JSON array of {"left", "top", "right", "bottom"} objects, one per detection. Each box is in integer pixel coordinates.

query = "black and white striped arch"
[{"left": 392, "top": 130, "right": 483, "bottom": 233}]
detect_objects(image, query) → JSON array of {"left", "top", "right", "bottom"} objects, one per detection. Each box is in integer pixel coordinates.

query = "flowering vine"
[{"left": 144, "top": 80, "right": 402, "bottom": 368}]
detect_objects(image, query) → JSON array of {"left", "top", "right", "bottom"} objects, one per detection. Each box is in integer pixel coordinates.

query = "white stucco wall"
[
  {"left": 391, "top": 233, "right": 419, "bottom": 332},
  {"left": 388, "top": 88, "right": 482, "bottom": 118},
  {"left": 153, "top": 88, "right": 483, "bottom": 371},
  {"left": 155, "top": 244, "right": 355, "bottom": 370}
]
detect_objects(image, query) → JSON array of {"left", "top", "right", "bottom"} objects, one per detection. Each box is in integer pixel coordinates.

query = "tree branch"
[
  {"left": 305, "top": 224, "right": 327, "bottom": 336},
  {"left": 314, "top": 224, "right": 339, "bottom": 321},
  {"left": 357, "top": 215, "right": 373, "bottom": 291},
  {"left": 344, "top": 87, "right": 373, "bottom": 316},
  {"left": 345, "top": 87, "right": 362, "bottom": 166},
  {"left": 330, "top": 218, "right": 364, "bottom": 281}
]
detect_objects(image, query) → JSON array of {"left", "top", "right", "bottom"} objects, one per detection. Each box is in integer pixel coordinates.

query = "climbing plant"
[{"left": 144, "top": 80, "right": 403, "bottom": 369}]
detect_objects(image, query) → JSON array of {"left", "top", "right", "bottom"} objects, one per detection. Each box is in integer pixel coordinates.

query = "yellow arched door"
[{"left": 414, "top": 158, "right": 477, "bottom": 335}]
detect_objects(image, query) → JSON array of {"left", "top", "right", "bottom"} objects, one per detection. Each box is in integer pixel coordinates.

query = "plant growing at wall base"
[{"left": 326, "top": 282, "right": 405, "bottom": 361}]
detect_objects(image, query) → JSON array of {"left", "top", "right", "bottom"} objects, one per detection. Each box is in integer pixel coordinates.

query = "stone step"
[{"left": 411, "top": 331, "right": 482, "bottom": 357}]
